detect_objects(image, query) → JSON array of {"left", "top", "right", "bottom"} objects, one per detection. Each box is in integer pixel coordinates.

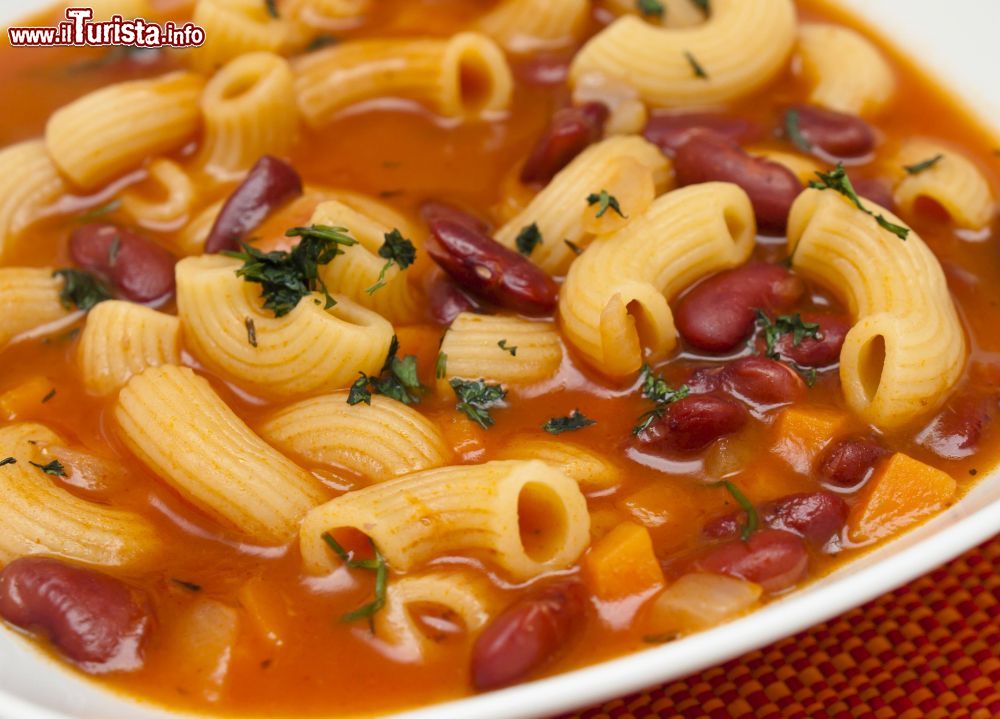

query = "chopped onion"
[{"left": 647, "top": 573, "right": 763, "bottom": 633}]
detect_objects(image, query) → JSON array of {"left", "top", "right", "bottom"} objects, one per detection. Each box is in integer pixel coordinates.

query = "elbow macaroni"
[
  {"left": 257, "top": 392, "right": 451, "bottom": 483},
  {"left": 176, "top": 255, "right": 394, "bottom": 399},
  {"left": 120, "top": 159, "right": 196, "bottom": 230},
  {"left": 559, "top": 182, "right": 756, "bottom": 377},
  {"left": 0, "top": 141, "right": 66, "bottom": 260},
  {"left": 292, "top": 33, "right": 513, "bottom": 127},
  {"left": 188, "top": 0, "right": 307, "bottom": 73},
  {"left": 439, "top": 313, "right": 563, "bottom": 387},
  {"left": 569, "top": 0, "right": 797, "bottom": 108},
  {"left": 495, "top": 437, "right": 622, "bottom": 491},
  {"left": 115, "top": 365, "right": 328, "bottom": 544},
  {"left": 786, "top": 188, "right": 966, "bottom": 429},
  {"left": 300, "top": 460, "right": 590, "bottom": 581}
]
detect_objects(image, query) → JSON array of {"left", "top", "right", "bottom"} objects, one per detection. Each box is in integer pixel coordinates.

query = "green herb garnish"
[
  {"left": 347, "top": 336, "right": 425, "bottom": 406},
  {"left": 711, "top": 480, "right": 758, "bottom": 541},
  {"left": 264, "top": 0, "right": 279, "bottom": 18},
  {"left": 515, "top": 223, "right": 543, "bottom": 256},
  {"left": 366, "top": 228, "right": 416, "bottom": 294},
  {"left": 306, "top": 34, "right": 338, "bottom": 52},
  {"left": 321, "top": 532, "right": 387, "bottom": 629},
  {"left": 53, "top": 269, "right": 113, "bottom": 312},
  {"left": 586, "top": 190, "right": 626, "bottom": 219},
  {"left": 0, "top": 457, "right": 16, "bottom": 467},
  {"left": 903, "top": 154, "right": 944, "bottom": 175},
  {"left": 245, "top": 317, "right": 258, "bottom": 348},
  {"left": 755, "top": 310, "right": 821, "bottom": 360},
  {"left": 543, "top": 410, "right": 596, "bottom": 435},
  {"left": 498, "top": 339, "right": 517, "bottom": 356},
  {"left": 41, "top": 389, "right": 56, "bottom": 404},
  {"left": 809, "top": 164, "right": 909, "bottom": 240},
  {"left": 637, "top": 0, "right": 665, "bottom": 18},
  {"left": 435, "top": 352, "right": 448, "bottom": 380},
  {"left": 223, "top": 225, "right": 356, "bottom": 317},
  {"left": 800, "top": 367, "right": 818, "bottom": 387},
  {"left": 347, "top": 374, "right": 372, "bottom": 406},
  {"left": 684, "top": 50, "right": 709, "bottom": 79},
  {"left": 171, "top": 578, "right": 202, "bottom": 592},
  {"left": 633, "top": 364, "right": 690, "bottom": 434},
  {"left": 107, "top": 235, "right": 121, "bottom": 266},
  {"left": 450, "top": 378, "right": 506, "bottom": 428},
  {"left": 784, "top": 108, "right": 812, "bottom": 153},
  {"left": 690, "top": 0, "right": 709, "bottom": 13},
  {"left": 77, "top": 198, "right": 121, "bottom": 222},
  {"left": 643, "top": 632, "right": 680, "bottom": 644},
  {"left": 29, "top": 460, "right": 65, "bottom": 477},
  {"left": 564, "top": 239, "right": 583, "bottom": 256}
]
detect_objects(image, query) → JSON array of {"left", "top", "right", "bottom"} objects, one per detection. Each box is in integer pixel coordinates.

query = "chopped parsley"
[
  {"left": 586, "top": 190, "right": 626, "bottom": 219},
  {"left": 245, "top": 317, "right": 258, "bottom": 348},
  {"left": 903, "top": 154, "right": 944, "bottom": 175},
  {"left": 306, "top": 34, "right": 338, "bottom": 52},
  {"left": 809, "top": 164, "right": 909, "bottom": 240},
  {"left": 497, "top": 339, "right": 517, "bottom": 356},
  {"left": 643, "top": 632, "right": 679, "bottom": 644},
  {"left": 347, "top": 336, "right": 425, "bottom": 406},
  {"left": 107, "top": 235, "right": 121, "bottom": 266},
  {"left": 450, "top": 378, "right": 506, "bottom": 428},
  {"left": 690, "top": 0, "right": 709, "bottom": 13},
  {"left": 322, "top": 532, "right": 387, "bottom": 628},
  {"left": 543, "top": 410, "right": 596, "bottom": 435},
  {"left": 755, "top": 310, "right": 820, "bottom": 360},
  {"left": 53, "top": 269, "right": 112, "bottom": 312},
  {"left": 223, "top": 225, "right": 356, "bottom": 317},
  {"left": 41, "top": 389, "right": 56, "bottom": 403},
  {"left": 29, "top": 459, "right": 66, "bottom": 477},
  {"left": 435, "top": 351, "right": 448, "bottom": 380},
  {"left": 171, "top": 578, "right": 202, "bottom": 592},
  {"left": 366, "top": 229, "right": 416, "bottom": 295},
  {"left": 633, "top": 364, "right": 690, "bottom": 435},
  {"left": 684, "top": 50, "right": 709, "bottom": 79},
  {"left": 801, "top": 367, "right": 818, "bottom": 387},
  {"left": 564, "top": 239, "right": 583, "bottom": 256},
  {"left": 712, "top": 480, "right": 758, "bottom": 541},
  {"left": 637, "top": 0, "right": 665, "bottom": 18},
  {"left": 264, "top": 0, "right": 279, "bottom": 18},
  {"left": 77, "top": 198, "right": 121, "bottom": 222},
  {"left": 515, "top": 223, "right": 543, "bottom": 256},
  {"left": 0, "top": 457, "right": 15, "bottom": 467},
  {"left": 784, "top": 108, "right": 812, "bottom": 153}
]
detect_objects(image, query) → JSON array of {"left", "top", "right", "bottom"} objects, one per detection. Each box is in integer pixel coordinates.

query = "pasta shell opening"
[
  {"left": 443, "top": 33, "right": 512, "bottom": 118},
  {"left": 517, "top": 480, "right": 570, "bottom": 564},
  {"left": 857, "top": 332, "right": 886, "bottom": 404}
]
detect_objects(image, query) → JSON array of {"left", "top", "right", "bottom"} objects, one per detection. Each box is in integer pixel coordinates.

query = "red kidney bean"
[
  {"left": 519, "top": 102, "right": 609, "bottom": 185},
  {"left": 642, "top": 113, "right": 760, "bottom": 156},
  {"left": 704, "top": 491, "right": 847, "bottom": 547},
  {"left": 69, "top": 223, "right": 175, "bottom": 304},
  {"left": 675, "top": 263, "right": 805, "bottom": 352},
  {"left": 420, "top": 200, "right": 492, "bottom": 235},
  {"left": 427, "top": 218, "right": 558, "bottom": 315},
  {"left": 848, "top": 174, "right": 895, "bottom": 211},
  {"left": 0, "top": 557, "right": 152, "bottom": 670},
  {"left": 635, "top": 394, "right": 747, "bottom": 454},
  {"left": 204, "top": 155, "right": 303, "bottom": 254},
  {"left": 696, "top": 529, "right": 808, "bottom": 593},
  {"left": 720, "top": 356, "right": 805, "bottom": 407},
  {"left": 770, "top": 313, "right": 850, "bottom": 368},
  {"left": 512, "top": 54, "right": 570, "bottom": 87},
  {"left": 818, "top": 436, "right": 889, "bottom": 488},
  {"left": 787, "top": 105, "right": 875, "bottom": 159},
  {"left": 673, "top": 131, "right": 803, "bottom": 234},
  {"left": 471, "top": 581, "right": 585, "bottom": 691},
  {"left": 918, "top": 393, "right": 996, "bottom": 460},
  {"left": 427, "top": 273, "right": 478, "bottom": 325}
]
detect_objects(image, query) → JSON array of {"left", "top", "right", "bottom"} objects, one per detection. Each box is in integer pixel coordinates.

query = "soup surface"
[{"left": 0, "top": 0, "right": 998, "bottom": 716}]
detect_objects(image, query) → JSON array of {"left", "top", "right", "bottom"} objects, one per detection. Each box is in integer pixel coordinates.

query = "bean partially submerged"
[
  {"left": 519, "top": 102, "right": 609, "bottom": 185},
  {"left": 704, "top": 491, "right": 848, "bottom": 547},
  {"left": 634, "top": 394, "right": 747, "bottom": 454},
  {"left": 643, "top": 112, "right": 760, "bottom": 156},
  {"left": 69, "top": 222, "right": 176, "bottom": 304},
  {"left": 818, "top": 436, "right": 889, "bottom": 488},
  {"left": 695, "top": 529, "right": 808, "bottom": 593},
  {"left": 787, "top": 104, "right": 876, "bottom": 159}
]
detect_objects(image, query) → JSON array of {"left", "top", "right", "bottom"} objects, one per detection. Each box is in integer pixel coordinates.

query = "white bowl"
[{"left": 1, "top": 2, "right": 999, "bottom": 718}]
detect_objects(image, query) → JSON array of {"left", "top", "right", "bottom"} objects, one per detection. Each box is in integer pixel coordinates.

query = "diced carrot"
[
  {"left": 847, "top": 452, "right": 957, "bottom": 543},
  {"left": 583, "top": 521, "right": 665, "bottom": 602},
  {"left": 615, "top": 484, "right": 699, "bottom": 553},
  {"left": 0, "top": 376, "right": 56, "bottom": 421},
  {"left": 237, "top": 577, "right": 289, "bottom": 647},
  {"left": 394, "top": 324, "right": 443, "bottom": 381},
  {"left": 771, "top": 406, "right": 850, "bottom": 474},
  {"left": 437, "top": 413, "right": 486, "bottom": 462}
]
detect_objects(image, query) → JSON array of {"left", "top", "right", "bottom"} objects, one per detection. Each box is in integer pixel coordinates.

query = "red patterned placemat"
[{"left": 569, "top": 536, "right": 1000, "bottom": 719}]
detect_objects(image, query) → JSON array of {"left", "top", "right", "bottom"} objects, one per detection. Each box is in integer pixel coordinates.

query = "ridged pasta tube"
[
  {"left": 569, "top": 0, "right": 797, "bottom": 108},
  {"left": 115, "top": 365, "right": 328, "bottom": 544},
  {"left": 891, "top": 140, "right": 996, "bottom": 231},
  {"left": 312, "top": 200, "right": 423, "bottom": 324},
  {"left": 495, "top": 136, "right": 672, "bottom": 275},
  {"left": 0, "top": 423, "right": 161, "bottom": 568},
  {"left": 602, "top": 0, "right": 706, "bottom": 28},
  {"left": 257, "top": 392, "right": 451, "bottom": 483},
  {"left": 120, "top": 159, "right": 195, "bottom": 230},
  {"left": 796, "top": 23, "right": 896, "bottom": 117},
  {"left": 787, "top": 189, "right": 966, "bottom": 429},
  {"left": 0, "top": 141, "right": 66, "bottom": 259},
  {"left": 45, "top": 72, "right": 204, "bottom": 190},
  {"left": 286, "top": 0, "right": 371, "bottom": 29},
  {"left": 558, "top": 182, "right": 756, "bottom": 377},
  {"left": 374, "top": 570, "right": 496, "bottom": 662},
  {"left": 477, "top": 0, "right": 588, "bottom": 52},
  {"left": 300, "top": 460, "right": 590, "bottom": 581},
  {"left": 176, "top": 255, "right": 394, "bottom": 399},
  {"left": 198, "top": 52, "right": 299, "bottom": 179},
  {"left": 439, "top": 313, "right": 562, "bottom": 386},
  {"left": 495, "top": 437, "right": 622, "bottom": 491},
  {"left": 77, "top": 300, "right": 181, "bottom": 397},
  {"left": 188, "top": 0, "right": 308, "bottom": 73},
  {"left": 0, "top": 268, "right": 75, "bottom": 349},
  {"left": 293, "top": 32, "right": 513, "bottom": 127}
]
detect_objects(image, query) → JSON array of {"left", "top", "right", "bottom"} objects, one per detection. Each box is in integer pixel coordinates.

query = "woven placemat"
[{"left": 570, "top": 536, "right": 1000, "bottom": 719}]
